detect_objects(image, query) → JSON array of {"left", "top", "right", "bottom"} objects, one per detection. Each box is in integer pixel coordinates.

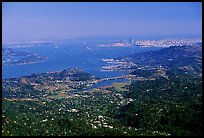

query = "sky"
[{"left": 2, "top": 2, "right": 202, "bottom": 42}]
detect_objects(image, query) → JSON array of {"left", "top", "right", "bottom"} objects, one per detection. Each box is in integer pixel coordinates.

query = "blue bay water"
[{"left": 2, "top": 41, "right": 161, "bottom": 79}]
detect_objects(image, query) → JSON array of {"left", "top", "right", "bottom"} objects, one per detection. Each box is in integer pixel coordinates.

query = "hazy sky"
[{"left": 2, "top": 2, "right": 202, "bottom": 42}]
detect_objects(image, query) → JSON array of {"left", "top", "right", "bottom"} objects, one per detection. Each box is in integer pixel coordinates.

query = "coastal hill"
[
  {"left": 2, "top": 47, "right": 47, "bottom": 65},
  {"left": 2, "top": 68, "right": 98, "bottom": 99},
  {"left": 122, "top": 45, "right": 202, "bottom": 77}
]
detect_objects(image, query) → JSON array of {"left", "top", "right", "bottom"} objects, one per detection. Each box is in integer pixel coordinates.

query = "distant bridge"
[{"left": 100, "top": 75, "right": 128, "bottom": 82}]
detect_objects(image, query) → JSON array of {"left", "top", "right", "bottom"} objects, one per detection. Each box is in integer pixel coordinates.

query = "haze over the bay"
[{"left": 2, "top": 2, "right": 202, "bottom": 43}]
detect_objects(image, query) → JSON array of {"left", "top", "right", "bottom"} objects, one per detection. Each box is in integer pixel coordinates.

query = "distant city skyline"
[{"left": 2, "top": 2, "right": 202, "bottom": 42}]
